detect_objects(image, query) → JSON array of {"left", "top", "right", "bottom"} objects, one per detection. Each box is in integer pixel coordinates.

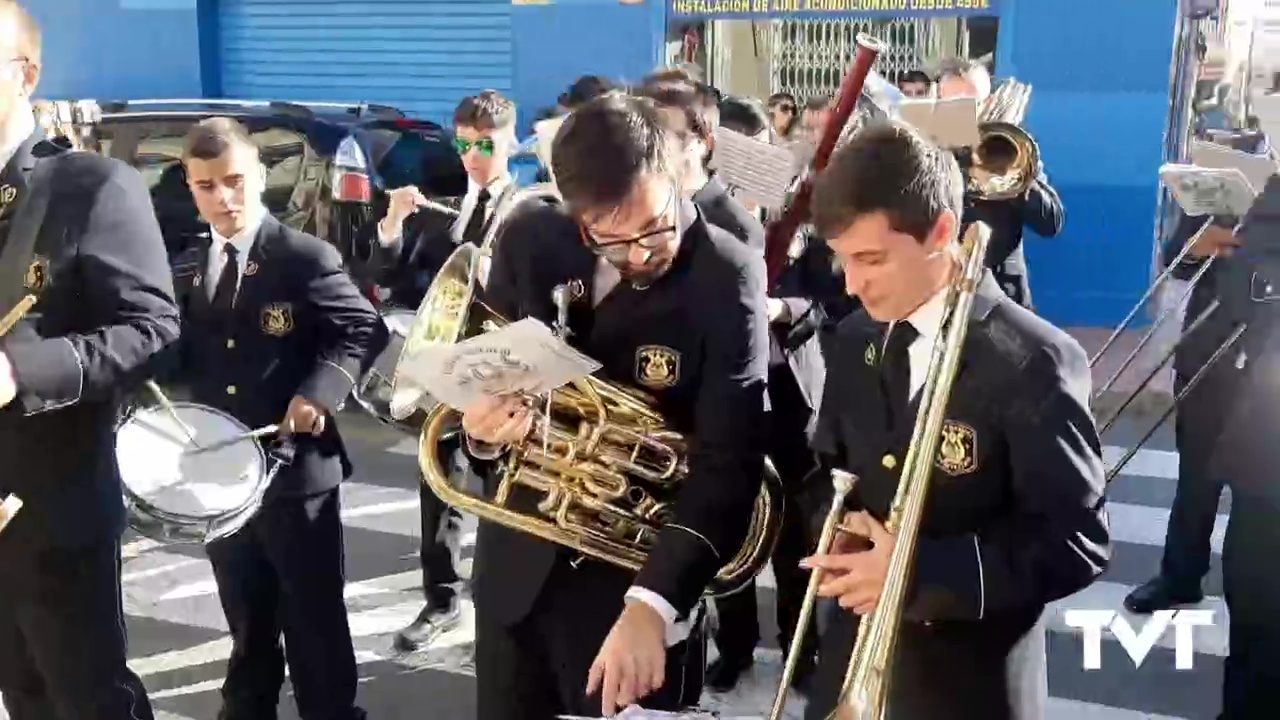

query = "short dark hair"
[
  {"left": 5, "top": 2, "right": 40, "bottom": 66},
  {"left": 551, "top": 92, "right": 674, "bottom": 215},
  {"left": 182, "top": 117, "right": 257, "bottom": 162},
  {"left": 810, "top": 121, "right": 963, "bottom": 243},
  {"left": 559, "top": 75, "right": 616, "bottom": 110},
  {"left": 635, "top": 79, "right": 719, "bottom": 140},
  {"left": 718, "top": 95, "right": 771, "bottom": 137},
  {"left": 900, "top": 70, "right": 932, "bottom": 86},
  {"left": 453, "top": 90, "right": 516, "bottom": 132}
]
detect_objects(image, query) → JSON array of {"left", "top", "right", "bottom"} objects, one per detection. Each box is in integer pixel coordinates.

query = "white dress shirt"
[
  {"left": 206, "top": 211, "right": 266, "bottom": 301},
  {"left": 377, "top": 174, "right": 512, "bottom": 247},
  {"left": 898, "top": 283, "right": 951, "bottom": 400}
]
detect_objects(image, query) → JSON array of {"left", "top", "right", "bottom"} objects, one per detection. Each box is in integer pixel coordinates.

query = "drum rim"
[{"left": 117, "top": 400, "right": 270, "bottom": 522}]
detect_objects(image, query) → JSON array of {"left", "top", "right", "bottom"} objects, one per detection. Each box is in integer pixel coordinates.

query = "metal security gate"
[
  {"left": 218, "top": 0, "right": 514, "bottom": 124},
  {"left": 768, "top": 18, "right": 956, "bottom": 99},
  {"left": 704, "top": 17, "right": 964, "bottom": 101}
]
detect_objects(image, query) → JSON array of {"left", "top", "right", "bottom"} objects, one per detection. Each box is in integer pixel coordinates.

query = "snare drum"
[
  {"left": 352, "top": 308, "right": 441, "bottom": 433},
  {"left": 116, "top": 402, "right": 276, "bottom": 544}
]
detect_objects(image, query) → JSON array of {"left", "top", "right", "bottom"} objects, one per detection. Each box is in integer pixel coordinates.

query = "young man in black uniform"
[
  {"left": 357, "top": 90, "right": 518, "bottom": 651},
  {"left": 799, "top": 122, "right": 1110, "bottom": 720},
  {"left": 171, "top": 118, "right": 386, "bottom": 720},
  {"left": 0, "top": 4, "right": 177, "bottom": 719},
  {"left": 458, "top": 92, "right": 770, "bottom": 719},
  {"left": 649, "top": 86, "right": 848, "bottom": 692},
  {"left": 636, "top": 79, "right": 763, "bottom": 252}
]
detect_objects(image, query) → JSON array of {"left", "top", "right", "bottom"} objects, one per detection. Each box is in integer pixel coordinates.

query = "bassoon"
[{"left": 763, "top": 34, "right": 885, "bottom": 285}]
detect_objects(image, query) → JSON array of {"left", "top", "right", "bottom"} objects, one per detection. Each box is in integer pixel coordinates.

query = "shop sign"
[{"left": 669, "top": 0, "right": 1000, "bottom": 20}]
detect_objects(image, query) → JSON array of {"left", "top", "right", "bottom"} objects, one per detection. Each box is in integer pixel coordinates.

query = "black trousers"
[
  {"left": 0, "top": 539, "right": 154, "bottom": 720},
  {"left": 420, "top": 437, "right": 463, "bottom": 609},
  {"left": 714, "top": 408, "right": 819, "bottom": 662},
  {"left": 1160, "top": 385, "right": 1229, "bottom": 589},
  {"left": 206, "top": 488, "right": 363, "bottom": 720},
  {"left": 1220, "top": 494, "right": 1280, "bottom": 719},
  {"left": 474, "top": 559, "right": 706, "bottom": 720}
]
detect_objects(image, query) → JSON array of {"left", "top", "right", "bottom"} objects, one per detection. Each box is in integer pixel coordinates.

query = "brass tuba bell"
[{"left": 398, "top": 238, "right": 786, "bottom": 598}]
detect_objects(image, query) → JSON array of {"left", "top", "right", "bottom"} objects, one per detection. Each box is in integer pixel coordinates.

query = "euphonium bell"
[
  {"left": 397, "top": 241, "right": 786, "bottom": 598},
  {"left": 967, "top": 121, "right": 1041, "bottom": 201}
]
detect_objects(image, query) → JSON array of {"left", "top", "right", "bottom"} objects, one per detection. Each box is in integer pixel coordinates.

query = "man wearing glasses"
[
  {"left": 358, "top": 90, "right": 518, "bottom": 653},
  {"left": 457, "top": 92, "right": 770, "bottom": 719}
]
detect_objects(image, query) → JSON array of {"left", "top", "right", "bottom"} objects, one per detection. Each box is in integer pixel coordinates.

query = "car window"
[{"left": 367, "top": 126, "right": 467, "bottom": 198}]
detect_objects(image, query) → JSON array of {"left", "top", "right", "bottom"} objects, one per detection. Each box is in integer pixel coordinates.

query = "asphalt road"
[{"left": 109, "top": 407, "right": 1223, "bottom": 720}]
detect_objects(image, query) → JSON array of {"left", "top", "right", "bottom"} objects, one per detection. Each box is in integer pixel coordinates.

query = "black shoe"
[
  {"left": 393, "top": 598, "right": 461, "bottom": 652},
  {"left": 706, "top": 654, "right": 754, "bottom": 693},
  {"left": 1123, "top": 577, "right": 1204, "bottom": 615}
]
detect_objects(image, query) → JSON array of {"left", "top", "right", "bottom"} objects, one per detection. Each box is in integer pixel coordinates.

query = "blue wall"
[
  {"left": 509, "top": 0, "right": 665, "bottom": 133},
  {"left": 32, "top": 0, "right": 203, "bottom": 101},
  {"left": 999, "top": 0, "right": 1179, "bottom": 327}
]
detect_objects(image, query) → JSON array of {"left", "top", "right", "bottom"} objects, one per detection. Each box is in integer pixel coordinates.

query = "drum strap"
[{"left": 0, "top": 151, "right": 58, "bottom": 316}]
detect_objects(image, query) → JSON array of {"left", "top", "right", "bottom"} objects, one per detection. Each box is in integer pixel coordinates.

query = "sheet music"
[
  {"left": 1189, "top": 139, "right": 1278, "bottom": 193},
  {"left": 897, "top": 97, "right": 980, "bottom": 149},
  {"left": 709, "top": 128, "right": 798, "bottom": 211},
  {"left": 1159, "top": 163, "right": 1258, "bottom": 217},
  {"left": 395, "top": 318, "right": 601, "bottom": 410},
  {"left": 535, "top": 115, "right": 567, "bottom": 180}
]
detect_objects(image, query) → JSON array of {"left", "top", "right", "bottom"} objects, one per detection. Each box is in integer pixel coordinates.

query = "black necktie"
[
  {"left": 881, "top": 321, "right": 919, "bottom": 432},
  {"left": 211, "top": 244, "right": 239, "bottom": 312},
  {"left": 462, "top": 188, "right": 492, "bottom": 246}
]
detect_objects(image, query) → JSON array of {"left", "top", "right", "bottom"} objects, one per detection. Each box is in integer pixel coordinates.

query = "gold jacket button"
[
  {"left": 226, "top": 385, "right": 237, "bottom": 395},
  {"left": 226, "top": 339, "right": 236, "bottom": 349},
  {"left": 882, "top": 454, "right": 897, "bottom": 469}
]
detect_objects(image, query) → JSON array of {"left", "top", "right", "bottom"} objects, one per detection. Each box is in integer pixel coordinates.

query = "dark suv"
[{"left": 90, "top": 99, "right": 468, "bottom": 275}]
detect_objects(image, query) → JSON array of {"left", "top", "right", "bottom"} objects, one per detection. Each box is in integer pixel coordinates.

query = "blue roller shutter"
[{"left": 218, "top": 0, "right": 513, "bottom": 124}]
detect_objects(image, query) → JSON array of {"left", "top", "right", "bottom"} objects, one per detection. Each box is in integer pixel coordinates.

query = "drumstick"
[
  {"left": 182, "top": 424, "right": 280, "bottom": 456},
  {"left": 144, "top": 380, "right": 201, "bottom": 447}
]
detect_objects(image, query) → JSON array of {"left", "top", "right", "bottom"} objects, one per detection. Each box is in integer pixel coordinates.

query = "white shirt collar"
[
  {"left": 210, "top": 209, "right": 267, "bottom": 257},
  {"left": 469, "top": 173, "right": 511, "bottom": 201},
  {"left": 0, "top": 104, "right": 36, "bottom": 170},
  {"left": 901, "top": 281, "right": 950, "bottom": 343}
]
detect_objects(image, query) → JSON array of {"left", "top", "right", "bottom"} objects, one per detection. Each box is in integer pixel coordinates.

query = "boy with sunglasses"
[
  {"left": 457, "top": 92, "right": 770, "bottom": 719},
  {"left": 357, "top": 90, "right": 519, "bottom": 654}
]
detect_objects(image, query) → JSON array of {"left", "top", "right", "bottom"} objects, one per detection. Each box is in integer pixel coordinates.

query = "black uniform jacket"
[
  {"left": 965, "top": 172, "right": 1064, "bottom": 308},
  {"left": 169, "top": 216, "right": 388, "bottom": 500},
  {"left": 812, "top": 273, "right": 1109, "bottom": 706},
  {"left": 692, "top": 175, "right": 764, "bottom": 252},
  {"left": 0, "top": 134, "right": 181, "bottom": 549},
  {"left": 470, "top": 198, "right": 770, "bottom": 626},
  {"left": 352, "top": 197, "right": 463, "bottom": 308}
]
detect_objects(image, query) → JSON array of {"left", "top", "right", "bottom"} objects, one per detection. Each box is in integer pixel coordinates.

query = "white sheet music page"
[
  {"left": 1159, "top": 164, "right": 1259, "bottom": 217},
  {"left": 1189, "top": 139, "right": 1278, "bottom": 193},
  {"left": 897, "top": 97, "right": 980, "bottom": 149},
  {"left": 708, "top": 128, "right": 797, "bottom": 211},
  {"left": 398, "top": 317, "right": 601, "bottom": 410}
]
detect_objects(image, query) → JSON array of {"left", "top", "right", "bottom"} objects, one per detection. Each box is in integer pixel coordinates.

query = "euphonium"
[
  {"left": 407, "top": 237, "right": 785, "bottom": 598},
  {"left": 968, "top": 79, "right": 1040, "bottom": 202}
]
